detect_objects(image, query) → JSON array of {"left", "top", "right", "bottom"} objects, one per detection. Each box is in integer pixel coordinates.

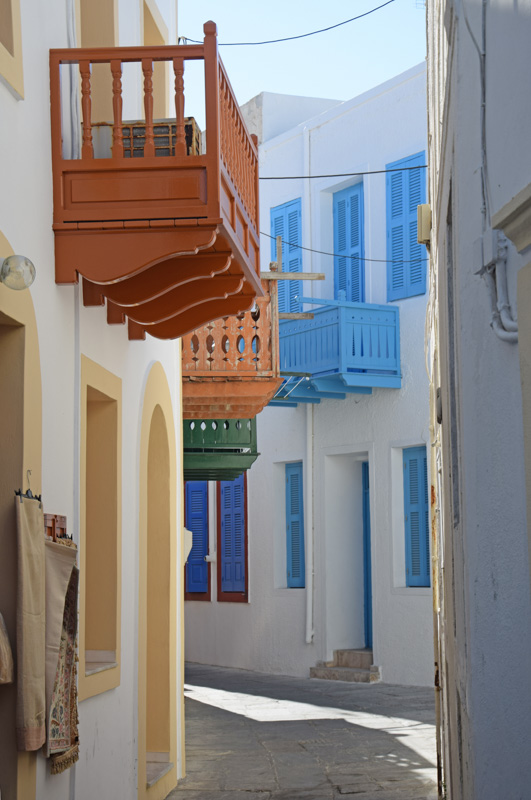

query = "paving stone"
[{"left": 172, "top": 663, "right": 437, "bottom": 799}]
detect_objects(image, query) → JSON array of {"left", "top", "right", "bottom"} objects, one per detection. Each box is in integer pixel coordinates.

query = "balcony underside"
[
  {"left": 56, "top": 220, "right": 261, "bottom": 340},
  {"left": 182, "top": 377, "right": 283, "bottom": 418}
]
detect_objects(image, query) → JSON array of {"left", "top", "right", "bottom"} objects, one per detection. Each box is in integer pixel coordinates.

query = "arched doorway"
[{"left": 137, "top": 362, "right": 181, "bottom": 800}]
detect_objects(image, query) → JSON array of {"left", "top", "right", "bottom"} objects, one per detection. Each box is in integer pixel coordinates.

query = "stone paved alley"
[{"left": 169, "top": 664, "right": 437, "bottom": 800}]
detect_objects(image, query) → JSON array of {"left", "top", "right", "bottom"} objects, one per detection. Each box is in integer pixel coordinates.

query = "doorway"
[{"left": 362, "top": 462, "right": 373, "bottom": 649}]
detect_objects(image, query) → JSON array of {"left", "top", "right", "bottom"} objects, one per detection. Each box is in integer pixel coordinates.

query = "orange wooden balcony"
[
  {"left": 182, "top": 282, "right": 282, "bottom": 418},
  {"left": 50, "top": 22, "right": 261, "bottom": 340}
]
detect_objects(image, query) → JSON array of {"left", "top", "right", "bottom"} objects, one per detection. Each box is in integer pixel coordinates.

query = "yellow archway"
[
  {"left": 138, "top": 362, "right": 182, "bottom": 800},
  {"left": 0, "top": 231, "right": 42, "bottom": 800}
]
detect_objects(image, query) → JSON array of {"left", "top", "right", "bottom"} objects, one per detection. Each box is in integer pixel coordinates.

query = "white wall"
[
  {"left": 185, "top": 64, "right": 434, "bottom": 686},
  {"left": 0, "top": 2, "right": 183, "bottom": 799},
  {"left": 427, "top": 0, "right": 531, "bottom": 796}
]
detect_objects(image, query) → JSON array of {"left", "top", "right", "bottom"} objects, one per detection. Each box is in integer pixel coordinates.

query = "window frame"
[
  {"left": 184, "top": 480, "right": 211, "bottom": 602},
  {"left": 333, "top": 182, "right": 365, "bottom": 302},
  {"left": 270, "top": 198, "right": 302, "bottom": 313},
  {"left": 386, "top": 151, "right": 427, "bottom": 302},
  {"left": 216, "top": 473, "right": 249, "bottom": 603},
  {"left": 0, "top": 0, "right": 24, "bottom": 98},
  {"left": 403, "top": 445, "right": 431, "bottom": 588},
  {"left": 285, "top": 461, "right": 305, "bottom": 589}
]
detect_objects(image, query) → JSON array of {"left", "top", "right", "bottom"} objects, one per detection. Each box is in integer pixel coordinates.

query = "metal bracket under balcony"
[
  {"left": 183, "top": 418, "right": 259, "bottom": 481},
  {"left": 270, "top": 297, "right": 401, "bottom": 407}
]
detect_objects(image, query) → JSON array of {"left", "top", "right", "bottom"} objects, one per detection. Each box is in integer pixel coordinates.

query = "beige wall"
[
  {"left": 143, "top": 0, "right": 169, "bottom": 119},
  {"left": 0, "top": 0, "right": 23, "bottom": 96},
  {"left": 0, "top": 232, "right": 42, "bottom": 800},
  {"left": 79, "top": 0, "right": 118, "bottom": 122}
]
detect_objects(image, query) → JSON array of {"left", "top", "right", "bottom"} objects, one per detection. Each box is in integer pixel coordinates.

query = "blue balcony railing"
[{"left": 270, "top": 295, "right": 401, "bottom": 406}]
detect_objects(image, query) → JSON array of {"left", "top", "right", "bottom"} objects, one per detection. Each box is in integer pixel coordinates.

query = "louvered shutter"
[
  {"left": 286, "top": 462, "right": 305, "bottom": 588},
  {"left": 185, "top": 481, "right": 208, "bottom": 593},
  {"left": 333, "top": 183, "right": 364, "bottom": 301},
  {"left": 386, "top": 152, "right": 426, "bottom": 301},
  {"left": 270, "top": 199, "right": 302, "bottom": 313},
  {"left": 220, "top": 473, "right": 246, "bottom": 593},
  {"left": 403, "top": 446, "right": 430, "bottom": 587}
]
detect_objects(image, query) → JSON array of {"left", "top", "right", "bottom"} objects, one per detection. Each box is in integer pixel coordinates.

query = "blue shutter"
[
  {"left": 270, "top": 199, "right": 302, "bottom": 313},
  {"left": 403, "top": 446, "right": 430, "bottom": 587},
  {"left": 286, "top": 462, "right": 305, "bottom": 588},
  {"left": 185, "top": 481, "right": 208, "bottom": 593},
  {"left": 333, "top": 183, "right": 364, "bottom": 301},
  {"left": 386, "top": 152, "right": 426, "bottom": 301},
  {"left": 220, "top": 473, "right": 246, "bottom": 593}
]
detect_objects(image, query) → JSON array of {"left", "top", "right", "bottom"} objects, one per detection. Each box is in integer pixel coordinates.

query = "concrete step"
[
  {"left": 309, "top": 666, "right": 371, "bottom": 683},
  {"left": 335, "top": 648, "right": 373, "bottom": 669}
]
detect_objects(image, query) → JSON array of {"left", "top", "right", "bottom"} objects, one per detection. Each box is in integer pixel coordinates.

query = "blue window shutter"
[
  {"left": 386, "top": 152, "right": 426, "bottom": 301},
  {"left": 220, "top": 473, "right": 246, "bottom": 593},
  {"left": 185, "top": 481, "right": 208, "bottom": 593},
  {"left": 333, "top": 183, "right": 364, "bottom": 301},
  {"left": 270, "top": 199, "right": 302, "bottom": 313},
  {"left": 286, "top": 462, "right": 305, "bottom": 588},
  {"left": 403, "top": 446, "right": 430, "bottom": 587}
]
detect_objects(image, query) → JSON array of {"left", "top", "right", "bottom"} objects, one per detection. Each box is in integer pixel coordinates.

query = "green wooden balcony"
[{"left": 183, "top": 418, "right": 258, "bottom": 481}]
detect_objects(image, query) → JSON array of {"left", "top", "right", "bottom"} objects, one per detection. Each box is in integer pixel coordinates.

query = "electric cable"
[
  {"left": 180, "top": 1, "right": 396, "bottom": 46},
  {"left": 260, "top": 165, "right": 427, "bottom": 180},
  {"left": 260, "top": 231, "right": 428, "bottom": 264}
]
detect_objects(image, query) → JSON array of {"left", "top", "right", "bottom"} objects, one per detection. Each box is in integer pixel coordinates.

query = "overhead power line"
[
  {"left": 181, "top": 1, "right": 397, "bottom": 46},
  {"left": 259, "top": 165, "right": 427, "bottom": 180},
  {"left": 260, "top": 231, "right": 428, "bottom": 265}
]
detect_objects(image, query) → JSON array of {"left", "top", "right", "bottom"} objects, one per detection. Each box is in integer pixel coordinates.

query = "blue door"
[{"left": 362, "top": 462, "right": 373, "bottom": 648}]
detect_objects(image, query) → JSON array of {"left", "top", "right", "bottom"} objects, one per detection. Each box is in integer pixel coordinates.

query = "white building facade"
[
  {"left": 185, "top": 64, "right": 435, "bottom": 687},
  {"left": 0, "top": 2, "right": 188, "bottom": 799},
  {"left": 426, "top": 0, "right": 531, "bottom": 797}
]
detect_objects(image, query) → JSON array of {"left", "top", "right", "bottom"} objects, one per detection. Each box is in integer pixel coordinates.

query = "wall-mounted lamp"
[{"left": 0, "top": 255, "right": 36, "bottom": 290}]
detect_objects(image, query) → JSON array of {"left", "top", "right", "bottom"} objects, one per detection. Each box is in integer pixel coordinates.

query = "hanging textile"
[
  {"left": 44, "top": 538, "right": 79, "bottom": 774},
  {"left": 0, "top": 612, "right": 14, "bottom": 684},
  {"left": 15, "top": 495, "right": 46, "bottom": 751}
]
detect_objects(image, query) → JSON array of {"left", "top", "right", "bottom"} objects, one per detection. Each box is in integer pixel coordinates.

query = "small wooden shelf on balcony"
[{"left": 50, "top": 22, "right": 262, "bottom": 340}]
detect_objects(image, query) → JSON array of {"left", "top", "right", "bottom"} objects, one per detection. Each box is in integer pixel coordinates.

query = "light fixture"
[{"left": 0, "top": 255, "right": 36, "bottom": 290}]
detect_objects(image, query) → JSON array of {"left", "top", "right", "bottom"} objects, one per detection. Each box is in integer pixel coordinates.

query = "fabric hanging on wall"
[
  {"left": 15, "top": 495, "right": 46, "bottom": 750},
  {"left": 0, "top": 612, "right": 14, "bottom": 684},
  {"left": 44, "top": 538, "right": 79, "bottom": 773}
]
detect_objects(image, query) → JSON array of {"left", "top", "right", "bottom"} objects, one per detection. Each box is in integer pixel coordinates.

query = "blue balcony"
[{"left": 269, "top": 296, "right": 401, "bottom": 407}]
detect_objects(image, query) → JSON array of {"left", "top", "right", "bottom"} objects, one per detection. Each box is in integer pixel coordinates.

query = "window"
[
  {"left": 333, "top": 183, "right": 364, "bottom": 301},
  {"left": 80, "top": 356, "right": 122, "bottom": 700},
  {"left": 403, "top": 446, "right": 430, "bottom": 587},
  {"left": 386, "top": 151, "right": 426, "bottom": 301},
  {"left": 0, "top": 0, "right": 23, "bottom": 97},
  {"left": 270, "top": 198, "right": 302, "bottom": 313},
  {"left": 184, "top": 481, "right": 210, "bottom": 599},
  {"left": 286, "top": 462, "right": 305, "bottom": 588},
  {"left": 217, "top": 473, "right": 248, "bottom": 601}
]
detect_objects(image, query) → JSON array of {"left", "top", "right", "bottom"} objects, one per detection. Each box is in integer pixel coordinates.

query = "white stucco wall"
[
  {"left": 0, "top": 2, "right": 184, "bottom": 799},
  {"left": 427, "top": 0, "right": 531, "bottom": 797},
  {"left": 185, "top": 64, "right": 434, "bottom": 686}
]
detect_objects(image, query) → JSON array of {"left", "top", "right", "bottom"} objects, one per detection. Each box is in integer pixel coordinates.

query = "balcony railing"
[
  {"left": 182, "top": 281, "right": 282, "bottom": 418},
  {"left": 183, "top": 418, "right": 259, "bottom": 481},
  {"left": 50, "top": 22, "right": 261, "bottom": 340},
  {"left": 271, "top": 296, "right": 401, "bottom": 405}
]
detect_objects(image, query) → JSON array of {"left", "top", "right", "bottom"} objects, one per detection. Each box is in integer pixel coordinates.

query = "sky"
[{"left": 177, "top": 0, "right": 427, "bottom": 117}]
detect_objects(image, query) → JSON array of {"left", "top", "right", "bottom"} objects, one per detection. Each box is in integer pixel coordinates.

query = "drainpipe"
[{"left": 305, "top": 402, "right": 314, "bottom": 644}]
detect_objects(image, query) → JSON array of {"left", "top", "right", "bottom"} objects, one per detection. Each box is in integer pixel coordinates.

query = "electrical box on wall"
[{"left": 417, "top": 204, "right": 432, "bottom": 245}]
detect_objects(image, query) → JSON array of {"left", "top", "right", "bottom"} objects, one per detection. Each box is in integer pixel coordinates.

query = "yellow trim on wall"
[
  {"left": 0, "top": 231, "right": 42, "bottom": 800},
  {"left": 0, "top": 0, "right": 24, "bottom": 98},
  {"left": 138, "top": 362, "right": 179, "bottom": 800},
  {"left": 79, "top": 355, "right": 122, "bottom": 701}
]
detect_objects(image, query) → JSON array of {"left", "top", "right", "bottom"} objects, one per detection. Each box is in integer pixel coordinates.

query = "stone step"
[
  {"left": 335, "top": 648, "right": 373, "bottom": 669},
  {"left": 309, "top": 666, "right": 371, "bottom": 683}
]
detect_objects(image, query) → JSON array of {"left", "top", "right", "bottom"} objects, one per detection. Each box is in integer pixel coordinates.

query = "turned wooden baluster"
[
  {"left": 173, "top": 57, "right": 186, "bottom": 157},
  {"left": 110, "top": 59, "right": 123, "bottom": 159},
  {"left": 79, "top": 60, "right": 93, "bottom": 159},
  {"left": 142, "top": 58, "right": 155, "bottom": 157}
]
